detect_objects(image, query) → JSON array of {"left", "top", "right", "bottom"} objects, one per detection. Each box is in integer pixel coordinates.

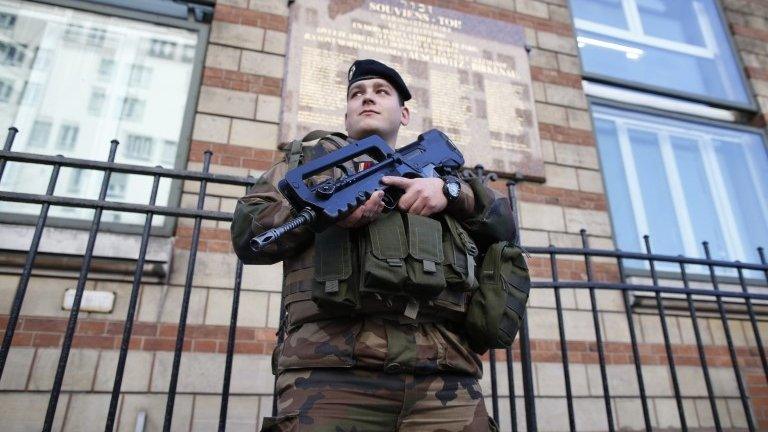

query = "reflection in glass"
[
  {"left": 594, "top": 105, "right": 768, "bottom": 270},
  {"left": 0, "top": 0, "right": 198, "bottom": 227},
  {"left": 573, "top": 0, "right": 750, "bottom": 105}
]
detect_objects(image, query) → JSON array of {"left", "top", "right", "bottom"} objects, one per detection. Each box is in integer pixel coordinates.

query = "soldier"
[{"left": 231, "top": 59, "right": 517, "bottom": 431}]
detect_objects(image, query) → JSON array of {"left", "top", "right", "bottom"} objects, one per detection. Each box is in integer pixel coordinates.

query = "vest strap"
[{"left": 286, "top": 130, "right": 349, "bottom": 169}]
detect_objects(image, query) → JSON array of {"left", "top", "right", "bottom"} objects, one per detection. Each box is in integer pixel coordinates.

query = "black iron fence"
[{"left": 0, "top": 126, "right": 767, "bottom": 431}]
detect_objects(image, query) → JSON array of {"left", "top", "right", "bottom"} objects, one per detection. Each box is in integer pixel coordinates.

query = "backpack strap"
[{"left": 285, "top": 130, "right": 348, "bottom": 169}]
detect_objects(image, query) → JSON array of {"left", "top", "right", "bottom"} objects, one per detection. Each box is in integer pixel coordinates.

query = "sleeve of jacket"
[
  {"left": 230, "top": 161, "right": 314, "bottom": 265},
  {"left": 447, "top": 176, "right": 518, "bottom": 252}
]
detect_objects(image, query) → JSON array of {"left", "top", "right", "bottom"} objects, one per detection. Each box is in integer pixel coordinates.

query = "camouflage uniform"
[{"left": 231, "top": 136, "right": 516, "bottom": 431}]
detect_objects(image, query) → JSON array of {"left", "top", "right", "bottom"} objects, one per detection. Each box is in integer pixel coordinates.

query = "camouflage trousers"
[{"left": 261, "top": 368, "right": 498, "bottom": 431}]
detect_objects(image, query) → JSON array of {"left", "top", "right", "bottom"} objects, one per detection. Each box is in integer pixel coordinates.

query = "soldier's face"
[{"left": 345, "top": 78, "right": 409, "bottom": 146}]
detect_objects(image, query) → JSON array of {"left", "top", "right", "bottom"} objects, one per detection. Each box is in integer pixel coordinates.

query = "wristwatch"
[{"left": 442, "top": 175, "right": 461, "bottom": 203}]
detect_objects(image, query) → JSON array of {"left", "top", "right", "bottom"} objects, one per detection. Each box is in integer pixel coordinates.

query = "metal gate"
[{"left": 1, "top": 127, "right": 767, "bottom": 431}]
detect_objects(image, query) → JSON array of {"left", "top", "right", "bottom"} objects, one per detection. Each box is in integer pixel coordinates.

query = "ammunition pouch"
[
  {"left": 442, "top": 215, "right": 479, "bottom": 292},
  {"left": 312, "top": 225, "right": 359, "bottom": 311},
  {"left": 361, "top": 211, "right": 409, "bottom": 293},
  {"left": 465, "top": 241, "right": 531, "bottom": 354},
  {"left": 403, "top": 213, "right": 446, "bottom": 298}
]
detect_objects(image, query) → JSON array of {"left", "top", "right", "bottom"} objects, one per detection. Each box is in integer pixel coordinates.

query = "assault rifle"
[{"left": 249, "top": 129, "right": 465, "bottom": 252}]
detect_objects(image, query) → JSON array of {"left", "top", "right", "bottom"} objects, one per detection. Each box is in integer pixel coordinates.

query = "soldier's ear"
[{"left": 400, "top": 106, "right": 410, "bottom": 127}]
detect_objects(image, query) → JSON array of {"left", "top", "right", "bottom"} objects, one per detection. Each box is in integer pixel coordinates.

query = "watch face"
[{"left": 447, "top": 182, "right": 460, "bottom": 198}]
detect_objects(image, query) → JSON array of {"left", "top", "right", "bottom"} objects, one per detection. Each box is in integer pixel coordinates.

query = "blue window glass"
[
  {"left": 594, "top": 105, "right": 768, "bottom": 269},
  {"left": 572, "top": 0, "right": 750, "bottom": 106}
]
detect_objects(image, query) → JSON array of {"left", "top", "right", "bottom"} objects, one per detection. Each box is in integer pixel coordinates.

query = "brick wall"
[
  {"left": 725, "top": 0, "right": 768, "bottom": 127},
  {"left": 1, "top": 0, "right": 768, "bottom": 430}
]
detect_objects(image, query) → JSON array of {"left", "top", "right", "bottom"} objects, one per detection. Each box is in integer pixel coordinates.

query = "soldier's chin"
[{"left": 349, "top": 123, "right": 387, "bottom": 140}]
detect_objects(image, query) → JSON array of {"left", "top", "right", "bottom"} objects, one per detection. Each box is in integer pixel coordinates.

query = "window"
[
  {"left": 162, "top": 140, "right": 177, "bottom": 166},
  {"left": 63, "top": 23, "right": 84, "bottom": 42},
  {"left": 86, "top": 27, "right": 107, "bottom": 47},
  {"left": 128, "top": 64, "right": 152, "bottom": 88},
  {"left": 181, "top": 44, "right": 196, "bottom": 62},
  {"left": 27, "top": 121, "right": 52, "bottom": 148},
  {"left": 20, "top": 82, "right": 43, "bottom": 106},
  {"left": 572, "top": 0, "right": 750, "bottom": 107},
  {"left": 66, "top": 169, "right": 85, "bottom": 193},
  {"left": 0, "top": 12, "right": 15, "bottom": 29},
  {"left": 0, "top": 0, "right": 200, "bottom": 230},
  {"left": 33, "top": 48, "right": 52, "bottom": 70},
  {"left": 573, "top": 0, "right": 767, "bottom": 271},
  {"left": 88, "top": 88, "right": 106, "bottom": 115},
  {"left": 148, "top": 39, "right": 176, "bottom": 59},
  {"left": 120, "top": 97, "right": 144, "bottom": 120},
  {"left": 0, "top": 79, "right": 12, "bottom": 102},
  {"left": 0, "top": 41, "right": 24, "bottom": 66},
  {"left": 107, "top": 173, "right": 127, "bottom": 199},
  {"left": 97, "top": 58, "right": 115, "bottom": 81},
  {"left": 124, "top": 135, "right": 153, "bottom": 160},
  {"left": 56, "top": 124, "right": 79, "bottom": 150},
  {"left": 595, "top": 104, "right": 768, "bottom": 266}
]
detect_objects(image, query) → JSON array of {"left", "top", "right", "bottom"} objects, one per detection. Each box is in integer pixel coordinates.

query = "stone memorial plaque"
[{"left": 280, "top": 0, "right": 543, "bottom": 178}]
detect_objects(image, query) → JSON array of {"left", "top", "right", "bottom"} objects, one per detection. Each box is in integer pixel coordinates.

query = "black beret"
[{"left": 347, "top": 59, "right": 412, "bottom": 102}]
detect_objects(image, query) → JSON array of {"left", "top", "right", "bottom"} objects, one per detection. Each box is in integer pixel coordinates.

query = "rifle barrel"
[{"left": 250, "top": 208, "right": 316, "bottom": 252}]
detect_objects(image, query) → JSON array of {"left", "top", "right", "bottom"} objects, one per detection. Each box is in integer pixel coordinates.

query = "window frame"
[
  {"left": 571, "top": 0, "right": 759, "bottom": 112},
  {"left": 589, "top": 95, "right": 768, "bottom": 285},
  {"left": 0, "top": 0, "right": 209, "bottom": 237}
]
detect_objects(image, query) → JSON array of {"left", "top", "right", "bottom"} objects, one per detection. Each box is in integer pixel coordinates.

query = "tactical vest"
[
  {"left": 278, "top": 131, "right": 479, "bottom": 328},
  {"left": 277, "top": 131, "right": 530, "bottom": 352}
]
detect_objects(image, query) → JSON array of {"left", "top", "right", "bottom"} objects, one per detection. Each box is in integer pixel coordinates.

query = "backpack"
[{"left": 465, "top": 241, "right": 531, "bottom": 354}]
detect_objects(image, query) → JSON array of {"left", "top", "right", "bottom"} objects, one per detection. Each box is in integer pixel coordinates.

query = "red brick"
[
  {"left": 159, "top": 325, "right": 179, "bottom": 338},
  {"left": 77, "top": 321, "right": 107, "bottom": 335},
  {"left": 10, "top": 332, "right": 33, "bottom": 346},
  {"left": 517, "top": 183, "right": 606, "bottom": 211},
  {"left": 235, "top": 341, "right": 265, "bottom": 354},
  {"left": 214, "top": 5, "right": 288, "bottom": 32},
  {"left": 132, "top": 322, "right": 159, "bottom": 337},
  {"left": 193, "top": 339, "right": 218, "bottom": 353},
  {"left": 127, "top": 337, "right": 142, "bottom": 350},
  {"left": 207, "top": 241, "right": 234, "bottom": 253},
  {"left": 23, "top": 318, "right": 67, "bottom": 333},
  {"left": 235, "top": 328, "right": 256, "bottom": 340},
  {"left": 531, "top": 67, "right": 582, "bottom": 88},
  {"left": 72, "top": 335, "right": 116, "bottom": 349},
  {"left": 33, "top": 333, "right": 62, "bottom": 347},
  {"left": 539, "top": 123, "right": 596, "bottom": 146},
  {"left": 242, "top": 158, "right": 274, "bottom": 170},
  {"left": 746, "top": 67, "right": 768, "bottom": 81},
  {"left": 747, "top": 373, "right": 768, "bottom": 386},
  {"left": 176, "top": 227, "right": 232, "bottom": 242},
  {"left": 189, "top": 325, "right": 229, "bottom": 340},
  {"left": 732, "top": 25, "right": 768, "bottom": 43},
  {"left": 254, "top": 328, "right": 278, "bottom": 341},
  {"left": 202, "top": 68, "right": 283, "bottom": 97},
  {"left": 532, "top": 351, "right": 562, "bottom": 362}
]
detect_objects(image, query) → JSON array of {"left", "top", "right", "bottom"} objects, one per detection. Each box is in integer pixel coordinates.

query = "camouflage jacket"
[{"left": 231, "top": 135, "right": 517, "bottom": 377}]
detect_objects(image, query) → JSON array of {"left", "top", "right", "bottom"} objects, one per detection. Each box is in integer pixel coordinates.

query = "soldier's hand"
[
  {"left": 381, "top": 176, "right": 447, "bottom": 216},
  {"left": 336, "top": 190, "right": 386, "bottom": 228}
]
